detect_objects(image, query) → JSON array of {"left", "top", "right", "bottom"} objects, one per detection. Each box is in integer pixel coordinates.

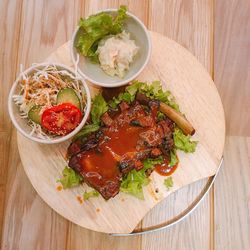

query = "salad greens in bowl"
[
  {"left": 71, "top": 6, "right": 151, "bottom": 87},
  {"left": 8, "top": 63, "right": 91, "bottom": 144}
]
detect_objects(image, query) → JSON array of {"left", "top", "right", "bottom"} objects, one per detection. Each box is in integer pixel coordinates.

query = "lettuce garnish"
[
  {"left": 169, "top": 150, "right": 179, "bottom": 167},
  {"left": 73, "top": 93, "right": 107, "bottom": 140},
  {"left": 83, "top": 190, "right": 99, "bottom": 200},
  {"left": 73, "top": 124, "right": 100, "bottom": 140},
  {"left": 75, "top": 6, "right": 127, "bottom": 62},
  {"left": 109, "top": 80, "right": 180, "bottom": 111},
  {"left": 173, "top": 128, "right": 197, "bottom": 153},
  {"left": 57, "top": 167, "right": 83, "bottom": 189},
  {"left": 91, "top": 93, "right": 108, "bottom": 125},
  {"left": 164, "top": 177, "right": 173, "bottom": 190},
  {"left": 121, "top": 157, "right": 163, "bottom": 199}
]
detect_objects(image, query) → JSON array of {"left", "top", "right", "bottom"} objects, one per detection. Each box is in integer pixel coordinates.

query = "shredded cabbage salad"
[{"left": 13, "top": 64, "right": 86, "bottom": 139}]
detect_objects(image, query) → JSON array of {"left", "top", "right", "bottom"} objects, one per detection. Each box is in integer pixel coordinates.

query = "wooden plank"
[
  {"left": 214, "top": 0, "right": 250, "bottom": 136},
  {"left": 0, "top": 132, "right": 10, "bottom": 241},
  {"left": 0, "top": 0, "right": 23, "bottom": 241},
  {"left": 84, "top": 0, "right": 149, "bottom": 25},
  {"left": 148, "top": 0, "right": 213, "bottom": 73},
  {"left": 66, "top": 223, "right": 141, "bottom": 250},
  {"left": 17, "top": 0, "right": 83, "bottom": 67},
  {"left": 1, "top": 0, "right": 83, "bottom": 248},
  {"left": 142, "top": 1, "right": 214, "bottom": 249},
  {"left": 141, "top": 179, "right": 210, "bottom": 250},
  {"left": 1, "top": 132, "right": 69, "bottom": 250},
  {"left": 214, "top": 136, "right": 250, "bottom": 249},
  {"left": 0, "top": 0, "right": 22, "bottom": 131}
]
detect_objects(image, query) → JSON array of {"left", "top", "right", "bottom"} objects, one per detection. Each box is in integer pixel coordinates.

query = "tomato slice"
[{"left": 41, "top": 103, "right": 82, "bottom": 135}]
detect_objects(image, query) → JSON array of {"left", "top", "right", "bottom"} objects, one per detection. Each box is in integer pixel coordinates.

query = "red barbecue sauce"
[
  {"left": 155, "top": 158, "right": 179, "bottom": 176},
  {"left": 78, "top": 124, "right": 145, "bottom": 186},
  {"left": 75, "top": 104, "right": 179, "bottom": 188}
]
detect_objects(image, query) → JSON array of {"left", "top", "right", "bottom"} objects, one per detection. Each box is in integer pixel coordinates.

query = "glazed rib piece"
[
  {"left": 69, "top": 150, "right": 121, "bottom": 199},
  {"left": 67, "top": 101, "right": 175, "bottom": 199}
]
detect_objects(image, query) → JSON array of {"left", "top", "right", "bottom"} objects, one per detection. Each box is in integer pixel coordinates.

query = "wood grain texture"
[
  {"left": 17, "top": 0, "right": 83, "bottom": 67},
  {"left": 141, "top": 179, "right": 210, "bottom": 250},
  {"left": 1, "top": 132, "right": 69, "bottom": 250},
  {"left": 66, "top": 224, "right": 141, "bottom": 250},
  {"left": 214, "top": 136, "right": 250, "bottom": 249},
  {"left": 1, "top": 0, "right": 82, "bottom": 248},
  {"left": 84, "top": 0, "right": 149, "bottom": 25},
  {"left": 148, "top": 0, "right": 213, "bottom": 73},
  {"left": 214, "top": 0, "right": 250, "bottom": 136},
  {"left": 0, "top": 1, "right": 215, "bottom": 249},
  {"left": 1, "top": 0, "right": 147, "bottom": 247},
  {"left": 0, "top": 0, "right": 23, "bottom": 240},
  {"left": 145, "top": 1, "right": 215, "bottom": 249},
  {"left": 1, "top": 0, "right": 249, "bottom": 249}
]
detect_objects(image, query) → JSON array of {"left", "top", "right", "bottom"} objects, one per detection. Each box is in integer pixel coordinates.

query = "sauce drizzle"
[{"left": 155, "top": 158, "right": 179, "bottom": 176}]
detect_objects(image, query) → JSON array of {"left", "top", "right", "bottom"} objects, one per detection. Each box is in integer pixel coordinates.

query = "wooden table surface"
[{"left": 0, "top": 1, "right": 249, "bottom": 249}]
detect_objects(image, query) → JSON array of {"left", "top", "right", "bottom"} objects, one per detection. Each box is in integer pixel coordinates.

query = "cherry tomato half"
[{"left": 41, "top": 103, "right": 82, "bottom": 135}]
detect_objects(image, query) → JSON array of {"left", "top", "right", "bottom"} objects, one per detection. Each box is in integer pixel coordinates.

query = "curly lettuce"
[
  {"left": 173, "top": 128, "right": 197, "bottom": 153},
  {"left": 73, "top": 124, "right": 100, "bottom": 140},
  {"left": 169, "top": 150, "right": 179, "bottom": 167},
  {"left": 121, "top": 157, "right": 163, "bottom": 199},
  {"left": 83, "top": 190, "right": 99, "bottom": 200},
  {"left": 75, "top": 6, "right": 127, "bottom": 62},
  {"left": 109, "top": 80, "right": 180, "bottom": 111},
  {"left": 73, "top": 94, "right": 107, "bottom": 140},
  {"left": 164, "top": 177, "right": 173, "bottom": 190},
  {"left": 57, "top": 167, "right": 83, "bottom": 189},
  {"left": 91, "top": 93, "right": 108, "bottom": 125}
]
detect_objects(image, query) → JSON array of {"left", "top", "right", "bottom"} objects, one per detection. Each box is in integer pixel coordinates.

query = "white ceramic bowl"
[
  {"left": 71, "top": 8, "right": 152, "bottom": 88},
  {"left": 8, "top": 63, "right": 91, "bottom": 144}
]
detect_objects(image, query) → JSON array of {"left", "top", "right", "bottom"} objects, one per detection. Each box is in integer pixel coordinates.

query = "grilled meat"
[
  {"left": 101, "top": 112, "right": 113, "bottom": 127},
  {"left": 67, "top": 100, "right": 175, "bottom": 199},
  {"left": 69, "top": 151, "right": 121, "bottom": 199}
]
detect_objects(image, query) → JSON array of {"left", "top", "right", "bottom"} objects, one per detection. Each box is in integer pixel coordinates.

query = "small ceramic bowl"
[
  {"left": 71, "top": 8, "right": 151, "bottom": 88},
  {"left": 8, "top": 62, "right": 91, "bottom": 144}
]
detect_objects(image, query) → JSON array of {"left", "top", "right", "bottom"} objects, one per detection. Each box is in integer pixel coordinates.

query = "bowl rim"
[
  {"left": 70, "top": 8, "right": 152, "bottom": 88},
  {"left": 8, "top": 62, "right": 92, "bottom": 144}
]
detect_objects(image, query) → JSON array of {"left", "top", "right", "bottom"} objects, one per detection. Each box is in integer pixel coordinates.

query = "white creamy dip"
[{"left": 97, "top": 31, "right": 139, "bottom": 78}]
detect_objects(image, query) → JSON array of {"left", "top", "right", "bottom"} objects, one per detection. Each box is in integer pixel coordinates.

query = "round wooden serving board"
[{"left": 17, "top": 31, "right": 225, "bottom": 234}]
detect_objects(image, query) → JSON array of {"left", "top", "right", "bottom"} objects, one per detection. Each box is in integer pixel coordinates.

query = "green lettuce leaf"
[
  {"left": 83, "top": 190, "right": 99, "bottom": 200},
  {"left": 126, "top": 81, "right": 143, "bottom": 96},
  {"left": 73, "top": 124, "right": 100, "bottom": 140},
  {"left": 91, "top": 93, "right": 108, "bottom": 125},
  {"left": 111, "top": 5, "right": 127, "bottom": 33},
  {"left": 108, "top": 80, "right": 180, "bottom": 111},
  {"left": 164, "top": 177, "right": 173, "bottom": 190},
  {"left": 169, "top": 150, "right": 179, "bottom": 167},
  {"left": 121, "top": 157, "right": 163, "bottom": 199},
  {"left": 57, "top": 167, "right": 83, "bottom": 189},
  {"left": 76, "top": 6, "right": 127, "bottom": 61},
  {"left": 138, "top": 80, "right": 180, "bottom": 111},
  {"left": 173, "top": 128, "right": 197, "bottom": 153}
]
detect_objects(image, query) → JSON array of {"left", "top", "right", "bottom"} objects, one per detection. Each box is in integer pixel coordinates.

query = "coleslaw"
[{"left": 13, "top": 64, "right": 86, "bottom": 139}]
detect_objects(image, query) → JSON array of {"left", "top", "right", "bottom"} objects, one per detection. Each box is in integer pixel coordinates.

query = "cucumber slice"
[
  {"left": 56, "top": 88, "right": 81, "bottom": 109},
  {"left": 28, "top": 105, "right": 42, "bottom": 124}
]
